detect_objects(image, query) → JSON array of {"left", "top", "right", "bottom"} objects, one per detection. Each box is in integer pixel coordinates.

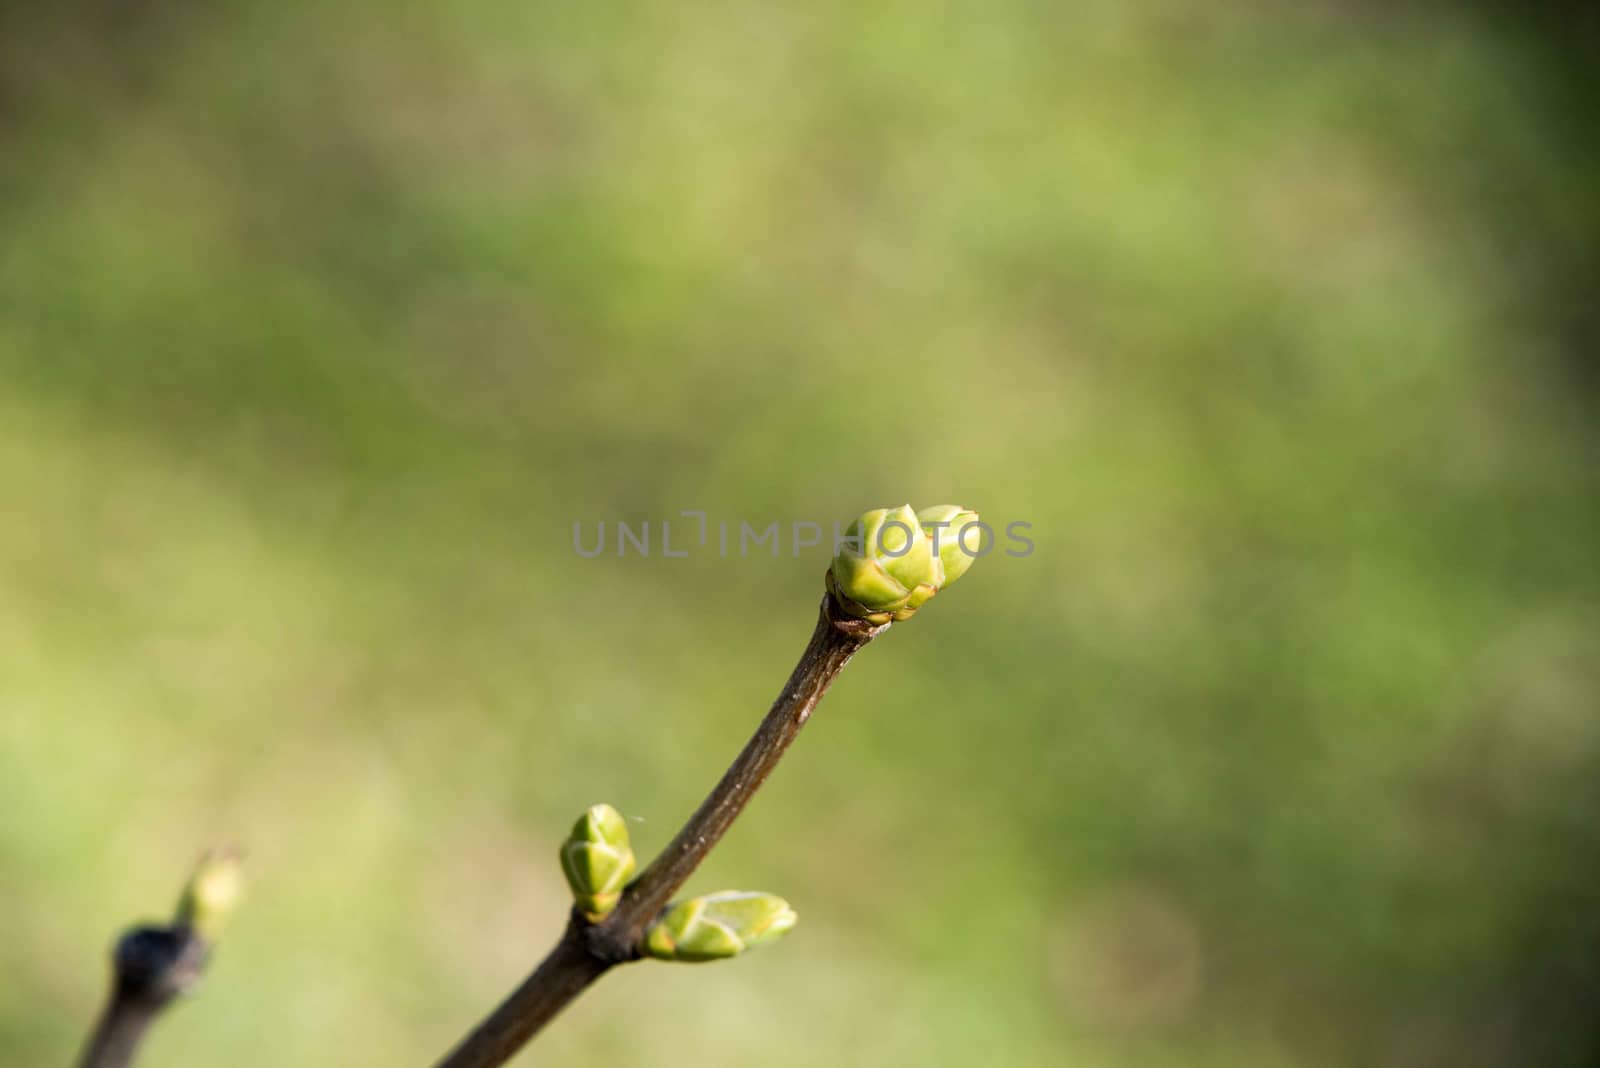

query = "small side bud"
[
  {"left": 643, "top": 891, "right": 797, "bottom": 963},
  {"left": 173, "top": 847, "right": 245, "bottom": 942},
  {"left": 559, "top": 804, "right": 637, "bottom": 920}
]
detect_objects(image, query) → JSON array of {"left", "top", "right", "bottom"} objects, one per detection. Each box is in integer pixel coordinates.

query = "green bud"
[
  {"left": 559, "top": 803, "right": 637, "bottom": 919},
  {"left": 174, "top": 847, "right": 244, "bottom": 942},
  {"left": 917, "top": 505, "right": 981, "bottom": 588},
  {"left": 643, "top": 891, "right": 798, "bottom": 963},
  {"left": 829, "top": 503, "right": 980, "bottom": 624}
]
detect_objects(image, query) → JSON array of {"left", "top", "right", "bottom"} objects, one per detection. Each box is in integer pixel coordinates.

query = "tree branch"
[
  {"left": 76, "top": 926, "right": 210, "bottom": 1068},
  {"left": 75, "top": 849, "right": 242, "bottom": 1068},
  {"left": 433, "top": 591, "right": 886, "bottom": 1068}
]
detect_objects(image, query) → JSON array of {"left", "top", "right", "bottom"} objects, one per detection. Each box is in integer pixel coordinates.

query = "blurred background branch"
[{"left": 76, "top": 851, "right": 243, "bottom": 1068}]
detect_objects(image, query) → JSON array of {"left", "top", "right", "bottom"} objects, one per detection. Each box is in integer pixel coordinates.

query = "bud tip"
[{"left": 174, "top": 846, "right": 245, "bottom": 941}]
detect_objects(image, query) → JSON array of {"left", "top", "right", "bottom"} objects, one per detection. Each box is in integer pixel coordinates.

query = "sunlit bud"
[
  {"left": 173, "top": 847, "right": 245, "bottom": 942},
  {"left": 558, "top": 804, "right": 637, "bottom": 920},
  {"left": 917, "top": 505, "right": 981, "bottom": 588},
  {"left": 828, "top": 504, "right": 980, "bottom": 623},
  {"left": 643, "top": 891, "right": 797, "bottom": 963}
]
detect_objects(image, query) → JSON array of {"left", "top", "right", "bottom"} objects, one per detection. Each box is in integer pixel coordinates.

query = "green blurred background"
[{"left": 3, "top": 1, "right": 1598, "bottom": 1065}]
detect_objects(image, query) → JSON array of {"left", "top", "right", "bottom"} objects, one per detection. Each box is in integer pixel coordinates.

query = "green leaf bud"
[
  {"left": 828, "top": 503, "right": 980, "bottom": 623},
  {"left": 916, "top": 505, "right": 981, "bottom": 588},
  {"left": 643, "top": 891, "right": 798, "bottom": 963},
  {"left": 559, "top": 803, "right": 637, "bottom": 919},
  {"left": 174, "top": 847, "right": 245, "bottom": 942}
]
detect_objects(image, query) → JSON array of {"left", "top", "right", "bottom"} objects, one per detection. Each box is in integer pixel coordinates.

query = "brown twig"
[
  {"left": 76, "top": 926, "right": 211, "bottom": 1068},
  {"left": 75, "top": 848, "right": 242, "bottom": 1068},
  {"left": 433, "top": 591, "right": 886, "bottom": 1068}
]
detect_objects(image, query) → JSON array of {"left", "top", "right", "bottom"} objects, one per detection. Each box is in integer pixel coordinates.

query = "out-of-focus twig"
[{"left": 76, "top": 848, "right": 244, "bottom": 1068}]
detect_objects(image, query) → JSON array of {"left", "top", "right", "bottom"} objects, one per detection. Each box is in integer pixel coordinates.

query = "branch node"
[
  {"left": 581, "top": 913, "right": 642, "bottom": 966},
  {"left": 112, "top": 926, "right": 209, "bottom": 1007}
]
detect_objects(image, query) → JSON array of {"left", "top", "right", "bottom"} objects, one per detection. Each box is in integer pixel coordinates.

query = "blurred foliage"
[{"left": 2, "top": 1, "right": 1597, "bottom": 1066}]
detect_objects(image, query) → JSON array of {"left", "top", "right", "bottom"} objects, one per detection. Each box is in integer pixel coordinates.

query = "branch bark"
[
  {"left": 77, "top": 1000, "right": 159, "bottom": 1068},
  {"left": 433, "top": 591, "right": 886, "bottom": 1068}
]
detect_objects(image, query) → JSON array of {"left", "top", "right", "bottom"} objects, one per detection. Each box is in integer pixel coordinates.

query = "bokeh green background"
[{"left": 3, "top": 2, "right": 1597, "bottom": 1065}]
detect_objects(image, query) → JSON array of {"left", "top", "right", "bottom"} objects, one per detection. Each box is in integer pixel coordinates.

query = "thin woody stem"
[
  {"left": 433, "top": 592, "right": 885, "bottom": 1068},
  {"left": 77, "top": 999, "right": 160, "bottom": 1068},
  {"left": 76, "top": 927, "right": 210, "bottom": 1068}
]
